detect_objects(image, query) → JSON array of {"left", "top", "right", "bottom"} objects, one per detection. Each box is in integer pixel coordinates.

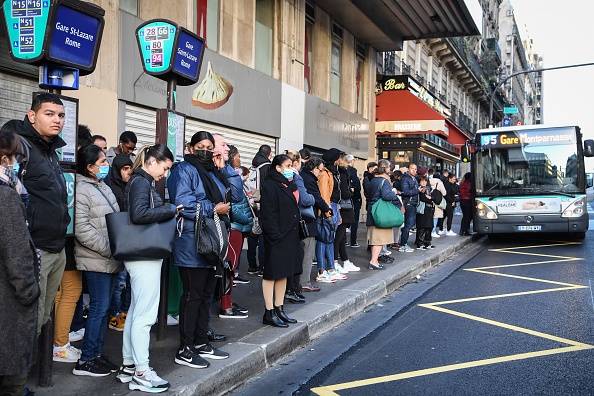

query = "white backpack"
[{"left": 246, "top": 163, "right": 267, "bottom": 202}]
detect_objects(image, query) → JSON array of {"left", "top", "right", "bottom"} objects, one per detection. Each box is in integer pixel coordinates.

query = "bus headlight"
[
  {"left": 561, "top": 196, "right": 587, "bottom": 218},
  {"left": 476, "top": 201, "right": 498, "bottom": 219}
]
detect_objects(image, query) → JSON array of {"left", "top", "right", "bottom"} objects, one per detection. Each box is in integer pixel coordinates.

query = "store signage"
[
  {"left": 136, "top": 19, "right": 205, "bottom": 86},
  {"left": 504, "top": 107, "right": 518, "bottom": 114},
  {"left": 376, "top": 120, "right": 445, "bottom": 134},
  {"left": 380, "top": 75, "right": 450, "bottom": 117},
  {"left": 1, "top": 0, "right": 105, "bottom": 75}
]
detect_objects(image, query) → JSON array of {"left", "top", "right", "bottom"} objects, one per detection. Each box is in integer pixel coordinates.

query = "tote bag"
[
  {"left": 315, "top": 216, "right": 336, "bottom": 243},
  {"left": 371, "top": 199, "right": 404, "bottom": 229},
  {"left": 106, "top": 212, "right": 175, "bottom": 261},
  {"left": 105, "top": 180, "right": 176, "bottom": 261}
]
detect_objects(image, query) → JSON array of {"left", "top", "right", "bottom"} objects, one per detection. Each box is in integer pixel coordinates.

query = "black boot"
[
  {"left": 263, "top": 309, "right": 288, "bottom": 327},
  {"left": 274, "top": 305, "right": 297, "bottom": 324}
]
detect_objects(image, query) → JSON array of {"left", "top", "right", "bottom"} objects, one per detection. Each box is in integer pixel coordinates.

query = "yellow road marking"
[{"left": 310, "top": 240, "right": 592, "bottom": 395}]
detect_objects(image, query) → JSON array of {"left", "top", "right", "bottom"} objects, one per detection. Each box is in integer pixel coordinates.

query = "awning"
[{"left": 375, "top": 89, "right": 471, "bottom": 143}]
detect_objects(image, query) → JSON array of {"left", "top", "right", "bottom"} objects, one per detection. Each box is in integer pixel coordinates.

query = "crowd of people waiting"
[{"left": 0, "top": 93, "right": 471, "bottom": 395}]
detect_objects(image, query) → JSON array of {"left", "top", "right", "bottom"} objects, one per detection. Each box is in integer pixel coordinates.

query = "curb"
[{"left": 170, "top": 236, "right": 478, "bottom": 396}]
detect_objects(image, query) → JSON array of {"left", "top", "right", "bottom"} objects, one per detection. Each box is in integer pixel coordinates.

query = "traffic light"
[{"left": 460, "top": 142, "right": 471, "bottom": 163}]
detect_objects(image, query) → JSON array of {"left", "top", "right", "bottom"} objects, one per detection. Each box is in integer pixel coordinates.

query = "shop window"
[
  {"left": 393, "top": 150, "right": 413, "bottom": 168},
  {"left": 120, "top": 0, "right": 138, "bottom": 16},
  {"left": 255, "top": 0, "right": 274, "bottom": 76},
  {"left": 197, "top": 0, "right": 219, "bottom": 51}
]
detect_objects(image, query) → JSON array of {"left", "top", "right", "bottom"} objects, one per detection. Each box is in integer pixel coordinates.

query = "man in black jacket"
[
  {"left": 13, "top": 93, "right": 70, "bottom": 334},
  {"left": 345, "top": 155, "right": 362, "bottom": 247}
]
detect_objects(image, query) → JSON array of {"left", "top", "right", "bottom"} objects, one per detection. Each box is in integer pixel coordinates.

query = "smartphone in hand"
[{"left": 224, "top": 187, "right": 232, "bottom": 204}]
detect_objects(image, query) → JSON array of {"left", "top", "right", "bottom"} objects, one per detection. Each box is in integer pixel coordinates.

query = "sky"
[{"left": 508, "top": 0, "right": 594, "bottom": 171}]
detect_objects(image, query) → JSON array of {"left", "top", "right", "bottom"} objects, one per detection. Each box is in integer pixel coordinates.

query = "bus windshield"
[{"left": 475, "top": 126, "right": 583, "bottom": 196}]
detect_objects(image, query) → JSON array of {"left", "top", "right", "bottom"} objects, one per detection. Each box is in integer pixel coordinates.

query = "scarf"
[{"left": 0, "top": 165, "right": 29, "bottom": 207}]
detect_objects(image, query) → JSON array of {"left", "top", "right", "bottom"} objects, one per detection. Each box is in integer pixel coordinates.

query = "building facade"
[{"left": 1, "top": 0, "right": 480, "bottom": 167}]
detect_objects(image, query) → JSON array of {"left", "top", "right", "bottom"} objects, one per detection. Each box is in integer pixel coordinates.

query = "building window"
[
  {"left": 197, "top": 0, "right": 219, "bottom": 51},
  {"left": 120, "top": 0, "right": 138, "bottom": 16},
  {"left": 355, "top": 41, "right": 365, "bottom": 115},
  {"left": 304, "top": 4, "right": 314, "bottom": 94},
  {"left": 330, "top": 41, "right": 341, "bottom": 104},
  {"left": 255, "top": 0, "right": 274, "bottom": 76}
]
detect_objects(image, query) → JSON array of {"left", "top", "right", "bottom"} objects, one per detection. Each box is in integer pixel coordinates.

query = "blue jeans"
[
  {"left": 247, "top": 232, "right": 265, "bottom": 270},
  {"left": 81, "top": 271, "right": 118, "bottom": 362},
  {"left": 399, "top": 203, "right": 417, "bottom": 247},
  {"left": 316, "top": 241, "right": 335, "bottom": 271},
  {"left": 108, "top": 269, "right": 130, "bottom": 317}
]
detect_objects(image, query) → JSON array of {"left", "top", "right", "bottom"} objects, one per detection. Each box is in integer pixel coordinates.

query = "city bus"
[{"left": 462, "top": 124, "right": 594, "bottom": 239}]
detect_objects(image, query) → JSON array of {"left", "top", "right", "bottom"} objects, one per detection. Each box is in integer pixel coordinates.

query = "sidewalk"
[{"left": 28, "top": 219, "right": 476, "bottom": 396}]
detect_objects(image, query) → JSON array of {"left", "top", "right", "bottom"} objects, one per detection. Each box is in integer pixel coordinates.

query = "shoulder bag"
[
  {"left": 195, "top": 202, "right": 229, "bottom": 266},
  {"left": 371, "top": 179, "right": 404, "bottom": 228},
  {"left": 315, "top": 215, "right": 336, "bottom": 243},
  {"left": 105, "top": 179, "right": 176, "bottom": 261},
  {"left": 335, "top": 175, "right": 353, "bottom": 210},
  {"left": 245, "top": 191, "right": 262, "bottom": 235}
]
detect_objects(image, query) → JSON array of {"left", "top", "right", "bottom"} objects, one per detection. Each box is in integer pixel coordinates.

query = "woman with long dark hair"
[
  {"left": 117, "top": 144, "right": 179, "bottom": 393},
  {"left": 71, "top": 145, "right": 122, "bottom": 377},
  {"left": 167, "top": 131, "right": 231, "bottom": 370},
  {"left": 259, "top": 154, "right": 302, "bottom": 327}
]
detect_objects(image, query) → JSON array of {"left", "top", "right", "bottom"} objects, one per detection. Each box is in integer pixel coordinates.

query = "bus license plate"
[{"left": 516, "top": 225, "right": 542, "bottom": 231}]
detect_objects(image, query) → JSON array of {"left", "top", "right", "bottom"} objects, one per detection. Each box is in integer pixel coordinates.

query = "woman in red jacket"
[{"left": 458, "top": 172, "right": 473, "bottom": 236}]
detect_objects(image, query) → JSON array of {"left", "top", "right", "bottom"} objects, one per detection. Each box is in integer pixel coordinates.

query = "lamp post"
[{"left": 489, "top": 62, "right": 594, "bottom": 126}]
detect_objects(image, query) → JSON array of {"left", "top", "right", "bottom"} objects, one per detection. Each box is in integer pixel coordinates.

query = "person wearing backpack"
[
  {"left": 429, "top": 173, "right": 447, "bottom": 238},
  {"left": 246, "top": 145, "right": 272, "bottom": 276}
]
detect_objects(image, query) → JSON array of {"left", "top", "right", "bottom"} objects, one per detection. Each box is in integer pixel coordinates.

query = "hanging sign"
[{"left": 136, "top": 19, "right": 205, "bottom": 86}]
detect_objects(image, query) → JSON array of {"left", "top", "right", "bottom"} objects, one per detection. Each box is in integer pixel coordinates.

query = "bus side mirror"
[
  {"left": 584, "top": 139, "right": 594, "bottom": 157},
  {"left": 460, "top": 143, "right": 471, "bottom": 163}
]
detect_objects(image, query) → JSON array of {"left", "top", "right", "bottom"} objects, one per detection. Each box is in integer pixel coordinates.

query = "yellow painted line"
[
  {"left": 420, "top": 304, "right": 593, "bottom": 347},
  {"left": 309, "top": 241, "right": 591, "bottom": 395},
  {"left": 465, "top": 269, "right": 587, "bottom": 288},
  {"left": 426, "top": 286, "right": 581, "bottom": 306},
  {"left": 310, "top": 345, "right": 592, "bottom": 395}
]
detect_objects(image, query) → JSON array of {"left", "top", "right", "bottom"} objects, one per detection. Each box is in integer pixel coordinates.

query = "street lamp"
[{"left": 489, "top": 61, "right": 594, "bottom": 125}]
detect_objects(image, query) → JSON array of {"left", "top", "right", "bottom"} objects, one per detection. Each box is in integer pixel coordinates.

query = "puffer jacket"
[
  {"left": 125, "top": 168, "right": 177, "bottom": 223},
  {"left": 74, "top": 175, "right": 123, "bottom": 273},
  {"left": 231, "top": 189, "right": 254, "bottom": 233},
  {"left": 400, "top": 172, "right": 419, "bottom": 206}
]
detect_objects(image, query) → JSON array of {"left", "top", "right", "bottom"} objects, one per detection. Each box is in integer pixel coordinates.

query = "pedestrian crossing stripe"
[{"left": 311, "top": 240, "right": 593, "bottom": 395}]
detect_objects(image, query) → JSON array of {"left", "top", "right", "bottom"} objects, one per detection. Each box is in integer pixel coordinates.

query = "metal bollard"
[{"left": 38, "top": 311, "right": 54, "bottom": 387}]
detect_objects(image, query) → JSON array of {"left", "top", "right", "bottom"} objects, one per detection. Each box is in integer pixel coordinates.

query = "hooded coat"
[
  {"left": 14, "top": 117, "right": 69, "bottom": 253},
  {"left": 105, "top": 153, "right": 133, "bottom": 209}
]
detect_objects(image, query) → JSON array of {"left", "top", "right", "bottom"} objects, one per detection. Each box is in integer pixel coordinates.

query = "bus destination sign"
[{"left": 478, "top": 131, "right": 575, "bottom": 148}]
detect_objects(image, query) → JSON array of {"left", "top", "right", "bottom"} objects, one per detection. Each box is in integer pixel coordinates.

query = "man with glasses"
[{"left": 106, "top": 131, "right": 137, "bottom": 165}]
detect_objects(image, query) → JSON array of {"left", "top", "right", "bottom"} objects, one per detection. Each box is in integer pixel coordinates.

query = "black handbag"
[
  {"left": 298, "top": 219, "right": 309, "bottom": 240},
  {"left": 220, "top": 259, "right": 234, "bottom": 297},
  {"left": 195, "top": 202, "right": 229, "bottom": 266},
  {"left": 105, "top": 181, "right": 175, "bottom": 261},
  {"left": 338, "top": 198, "right": 353, "bottom": 210}
]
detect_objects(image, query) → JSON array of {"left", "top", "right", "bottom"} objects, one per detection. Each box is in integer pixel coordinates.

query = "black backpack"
[{"left": 431, "top": 188, "right": 443, "bottom": 205}]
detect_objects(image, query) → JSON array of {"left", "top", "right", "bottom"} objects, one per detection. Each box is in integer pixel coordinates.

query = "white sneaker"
[
  {"left": 431, "top": 232, "right": 440, "bottom": 238},
  {"left": 167, "top": 314, "right": 179, "bottom": 326},
  {"left": 316, "top": 271, "right": 337, "bottom": 283},
  {"left": 380, "top": 250, "right": 392, "bottom": 256},
  {"left": 129, "top": 368, "right": 170, "bottom": 393},
  {"left": 53, "top": 342, "right": 81, "bottom": 363},
  {"left": 69, "top": 328, "right": 85, "bottom": 342},
  {"left": 343, "top": 261, "right": 361, "bottom": 272},
  {"left": 446, "top": 230, "right": 457, "bottom": 236},
  {"left": 399, "top": 245, "right": 415, "bottom": 253},
  {"left": 328, "top": 269, "right": 347, "bottom": 280},
  {"left": 335, "top": 263, "right": 349, "bottom": 274},
  {"left": 440, "top": 230, "right": 447, "bottom": 235}
]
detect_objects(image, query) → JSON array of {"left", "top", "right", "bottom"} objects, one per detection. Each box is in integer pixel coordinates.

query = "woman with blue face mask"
[
  {"left": 71, "top": 144, "right": 123, "bottom": 377},
  {"left": 258, "top": 154, "right": 302, "bottom": 327}
]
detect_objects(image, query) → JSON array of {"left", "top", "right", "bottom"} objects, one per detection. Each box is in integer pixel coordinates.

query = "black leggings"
[
  {"left": 437, "top": 202, "right": 454, "bottom": 231},
  {"left": 178, "top": 267, "right": 217, "bottom": 348},
  {"left": 334, "top": 223, "right": 350, "bottom": 261},
  {"left": 460, "top": 199, "right": 473, "bottom": 233}
]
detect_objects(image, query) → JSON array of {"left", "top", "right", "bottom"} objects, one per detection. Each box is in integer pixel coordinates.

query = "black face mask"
[{"left": 194, "top": 150, "right": 214, "bottom": 164}]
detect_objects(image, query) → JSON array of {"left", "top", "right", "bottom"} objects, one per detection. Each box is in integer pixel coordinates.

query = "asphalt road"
[{"left": 234, "top": 207, "right": 594, "bottom": 396}]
